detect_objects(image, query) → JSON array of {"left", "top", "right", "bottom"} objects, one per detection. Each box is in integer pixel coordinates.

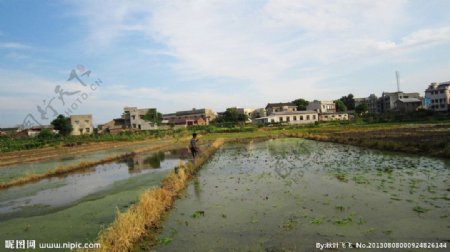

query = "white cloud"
[
  {"left": 0, "top": 42, "right": 30, "bottom": 49},
  {"left": 60, "top": 1, "right": 450, "bottom": 106}
]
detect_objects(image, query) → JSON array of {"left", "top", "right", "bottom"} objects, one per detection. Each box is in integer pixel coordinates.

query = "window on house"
[
  {"left": 132, "top": 115, "right": 135, "bottom": 120},
  {"left": 85, "top": 120, "right": 89, "bottom": 123},
  {"left": 293, "top": 116, "right": 297, "bottom": 121},
  {"left": 286, "top": 116, "right": 290, "bottom": 122},
  {"left": 86, "top": 128, "right": 90, "bottom": 132},
  {"left": 300, "top": 116, "right": 303, "bottom": 120},
  {"left": 271, "top": 119, "right": 275, "bottom": 123},
  {"left": 279, "top": 117, "right": 283, "bottom": 122},
  {"left": 307, "top": 115, "right": 310, "bottom": 120},
  {"left": 75, "top": 120, "right": 79, "bottom": 124},
  {"left": 313, "top": 115, "right": 316, "bottom": 119},
  {"left": 138, "top": 125, "right": 141, "bottom": 129}
]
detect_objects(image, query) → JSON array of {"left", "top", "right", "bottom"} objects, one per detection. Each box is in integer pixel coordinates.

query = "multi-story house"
[
  {"left": 265, "top": 103, "right": 297, "bottom": 115},
  {"left": 306, "top": 100, "right": 336, "bottom": 113},
  {"left": 122, "top": 107, "right": 158, "bottom": 130},
  {"left": 162, "top": 108, "right": 217, "bottom": 126},
  {"left": 70, "top": 114, "right": 93, "bottom": 135},
  {"left": 368, "top": 94, "right": 382, "bottom": 114},
  {"left": 425, "top": 81, "right": 450, "bottom": 112},
  {"left": 381, "top": 91, "right": 421, "bottom": 112},
  {"left": 355, "top": 94, "right": 383, "bottom": 114}
]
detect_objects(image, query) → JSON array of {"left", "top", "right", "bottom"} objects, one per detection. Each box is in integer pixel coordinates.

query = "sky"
[{"left": 0, "top": 0, "right": 450, "bottom": 127}]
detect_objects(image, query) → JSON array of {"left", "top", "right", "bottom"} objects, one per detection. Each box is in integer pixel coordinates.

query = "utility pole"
[{"left": 396, "top": 71, "right": 400, "bottom": 92}]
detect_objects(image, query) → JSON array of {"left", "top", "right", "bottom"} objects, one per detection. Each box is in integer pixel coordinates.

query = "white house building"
[
  {"left": 254, "top": 111, "right": 318, "bottom": 125},
  {"left": 425, "top": 81, "right": 450, "bottom": 112},
  {"left": 70, "top": 114, "right": 94, "bottom": 135},
  {"left": 307, "top": 100, "right": 336, "bottom": 113},
  {"left": 318, "top": 112, "right": 349, "bottom": 121}
]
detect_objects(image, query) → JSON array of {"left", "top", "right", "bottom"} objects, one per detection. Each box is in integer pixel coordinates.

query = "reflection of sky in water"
[{"left": 0, "top": 150, "right": 186, "bottom": 216}]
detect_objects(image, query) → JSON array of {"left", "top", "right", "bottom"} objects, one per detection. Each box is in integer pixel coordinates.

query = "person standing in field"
[{"left": 190, "top": 133, "right": 199, "bottom": 158}]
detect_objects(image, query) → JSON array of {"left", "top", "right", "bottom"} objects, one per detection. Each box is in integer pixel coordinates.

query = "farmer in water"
[{"left": 190, "top": 133, "right": 199, "bottom": 158}]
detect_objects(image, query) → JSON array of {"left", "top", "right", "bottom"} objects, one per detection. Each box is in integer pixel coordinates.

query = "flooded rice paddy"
[
  {"left": 154, "top": 138, "right": 450, "bottom": 251},
  {"left": 0, "top": 148, "right": 188, "bottom": 245},
  {"left": 0, "top": 140, "right": 173, "bottom": 183}
]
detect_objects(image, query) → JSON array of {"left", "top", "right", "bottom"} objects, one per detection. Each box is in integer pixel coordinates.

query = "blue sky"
[{"left": 1, "top": 0, "right": 450, "bottom": 127}]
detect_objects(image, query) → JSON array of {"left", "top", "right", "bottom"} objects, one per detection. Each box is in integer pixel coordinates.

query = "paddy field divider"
[
  {"left": 89, "top": 138, "right": 224, "bottom": 252},
  {"left": 0, "top": 140, "right": 181, "bottom": 190}
]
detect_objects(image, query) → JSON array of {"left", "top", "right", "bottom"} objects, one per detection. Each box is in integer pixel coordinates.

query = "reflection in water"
[
  {"left": 0, "top": 148, "right": 187, "bottom": 219},
  {"left": 122, "top": 148, "right": 191, "bottom": 172}
]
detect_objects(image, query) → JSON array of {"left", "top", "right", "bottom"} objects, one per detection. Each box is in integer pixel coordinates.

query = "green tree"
[
  {"left": 355, "top": 102, "right": 369, "bottom": 114},
  {"left": 51, "top": 115, "right": 72, "bottom": 136},
  {"left": 215, "top": 108, "right": 248, "bottom": 124},
  {"left": 334, "top": 100, "right": 348, "bottom": 112},
  {"left": 292, "top": 98, "right": 309, "bottom": 111},
  {"left": 37, "top": 128, "right": 54, "bottom": 140},
  {"left": 143, "top": 109, "right": 162, "bottom": 125},
  {"left": 339, "top": 94, "right": 355, "bottom": 110}
]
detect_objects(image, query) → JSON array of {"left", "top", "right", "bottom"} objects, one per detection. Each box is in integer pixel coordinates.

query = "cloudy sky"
[{"left": 1, "top": 0, "right": 449, "bottom": 127}]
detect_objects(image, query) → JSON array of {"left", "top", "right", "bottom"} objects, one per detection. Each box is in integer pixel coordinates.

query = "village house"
[
  {"left": 265, "top": 103, "right": 297, "bottom": 115},
  {"left": 307, "top": 100, "right": 348, "bottom": 121},
  {"left": 70, "top": 114, "right": 94, "bottom": 135},
  {"left": 307, "top": 100, "right": 336, "bottom": 113},
  {"left": 318, "top": 112, "right": 349, "bottom": 121},
  {"left": 254, "top": 111, "right": 319, "bottom": 125},
  {"left": 15, "top": 125, "right": 57, "bottom": 138},
  {"left": 381, "top": 91, "right": 421, "bottom": 112},
  {"left": 162, "top": 108, "right": 216, "bottom": 127},
  {"left": 98, "top": 118, "right": 126, "bottom": 134},
  {"left": 355, "top": 95, "right": 382, "bottom": 114},
  {"left": 395, "top": 98, "right": 422, "bottom": 113},
  {"left": 425, "top": 81, "right": 450, "bottom": 112},
  {"left": 122, "top": 107, "right": 158, "bottom": 130}
]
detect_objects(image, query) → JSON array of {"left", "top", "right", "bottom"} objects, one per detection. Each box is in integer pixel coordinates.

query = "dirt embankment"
[{"left": 287, "top": 124, "right": 450, "bottom": 158}]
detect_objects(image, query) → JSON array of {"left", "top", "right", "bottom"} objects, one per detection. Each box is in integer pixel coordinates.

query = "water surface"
[{"left": 153, "top": 138, "right": 450, "bottom": 251}]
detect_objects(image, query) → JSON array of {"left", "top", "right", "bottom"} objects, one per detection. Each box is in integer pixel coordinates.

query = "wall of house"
[
  {"left": 318, "top": 113, "right": 349, "bottom": 121},
  {"left": 266, "top": 113, "right": 318, "bottom": 124},
  {"left": 425, "top": 83, "right": 450, "bottom": 112},
  {"left": 70, "top": 115, "right": 93, "bottom": 135}
]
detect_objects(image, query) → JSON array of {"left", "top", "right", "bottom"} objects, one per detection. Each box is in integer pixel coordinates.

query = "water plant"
[
  {"left": 352, "top": 175, "right": 369, "bottom": 184},
  {"left": 334, "top": 216, "right": 353, "bottom": 225},
  {"left": 335, "top": 205, "right": 345, "bottom": 212},
  {"left": 413, "top": 206, "right": 429, "bottom": 214},
  {"left": 157, "top": 237, "right": 172, "bottom": 245},
  {"left": 334, "top": 172, "right": 348, "bottom": 182},
  {"left": 191, "top": 211, "right": 205, "bottom": 219},
  {"left": 309, "top": 218, "right": 322, "bottom": 224}
]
